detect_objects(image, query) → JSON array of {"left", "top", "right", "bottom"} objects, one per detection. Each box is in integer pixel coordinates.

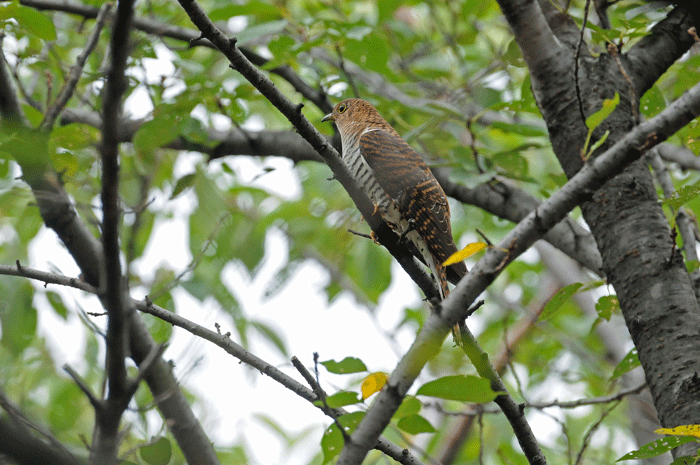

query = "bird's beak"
[{"left": 321, "top": 113, "right": 333, "bottom": 123}]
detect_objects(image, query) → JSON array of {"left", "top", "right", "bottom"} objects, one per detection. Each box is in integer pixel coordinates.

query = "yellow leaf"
[
  {"left": 655, "top": 425, "right": 700, "bottom": 438},
  {"left": 442, "top": 242, "right": 488, "bottom": 266},
  {"left": 361, "top": 372, "right": 388, "bottom": 400}
]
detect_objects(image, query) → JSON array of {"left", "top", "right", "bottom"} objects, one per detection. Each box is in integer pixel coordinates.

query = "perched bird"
[{"left": 322, "top": 98, "right": 466, "bottom": 301}]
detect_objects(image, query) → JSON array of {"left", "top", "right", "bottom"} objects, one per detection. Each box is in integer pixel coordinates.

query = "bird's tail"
[{"left": 436, "top": 262, "right": 463, "bottom": 344}]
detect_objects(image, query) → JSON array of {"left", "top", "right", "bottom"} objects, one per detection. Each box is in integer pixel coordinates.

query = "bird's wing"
[{"left": 359, "top": 129, "right": 464, "bottom": 275}]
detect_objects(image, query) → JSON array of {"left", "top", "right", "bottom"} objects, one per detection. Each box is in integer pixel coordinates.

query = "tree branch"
[
  {"left": 18, "top": 0, "right": 333, "bottom": 113},
  {"left": 335, "top": 78, "right": 700, "bottom": 465},
  {"left": 0, "top": 35, "right": 25, "bottom": 123},
  {"left": 175, "top": 0, "right": 441, "bottom": 301},
  {"left": 435, "top": 172, "right": 603, "bottom": 275},
  {"left": 496, "top": 0, "right": 564, "bottom": 77},
  {"left": 39, "top": 2, "right": 111, "bottom": 132},
  {"left": 0, "top": 262, "right": 426, "bottom": 465},
  {"left": 0, "top": 416, "right": 85, "bottom": 465},
  {"left": 89, "top": 0, "right": 135, "bottom": 462},
  {"left": 626, "top": 6, "right": 698, "bottom": 97}
]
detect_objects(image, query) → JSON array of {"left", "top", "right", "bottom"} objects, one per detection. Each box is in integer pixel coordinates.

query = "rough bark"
[{"left": 501, "top": 1, "right": 700, "bottom": 456}]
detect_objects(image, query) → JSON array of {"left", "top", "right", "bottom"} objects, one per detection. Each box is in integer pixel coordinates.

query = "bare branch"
[
  {"left": 626, "top": 7, "right": 698, "bottom": 97},
  {"left": 435, "top": 172, "right": 603, "bottom": 275},
  {"left": 135, "top": 299, "right": 428, "bottom": 465},
  {"left": 40, "top": 3, "right": 111, "bottom": 131},
  {"left": 657, "top": 142, "right": 700, "bottom": 170},
  {"left": 0, "top": 416, "right": 85, "bottom": 465},
  {"left": 63, "top": 364, "right": 103, "bottom": 411},
  {"left": 0, "top": 262, "right": 98, "bottom": 293},
  {"left": 496, "top": 0, "right": 564, "bottom": 77},
  {"left": 0, "top": 35, "right": 25, "bottom": 123}
]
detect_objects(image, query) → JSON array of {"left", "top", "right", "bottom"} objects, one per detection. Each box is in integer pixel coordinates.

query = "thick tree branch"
[
  {"left": 435, "top": 172, "right": 603, "bottom": 275},
  {"left": 0, "top": 416, "right": 84, "bottom": 465},
  {"left": 91, "top": 0, "right": 135, "bottom": 462},
  {"left": 336, "top": 79, "right": 700, "bottom": 465},
  {"left": 657, "top": 141, "right": 700, "bottom": 170},
  {"left": 497, "top": 0, "right": 564, "bottom": 77},
  {"left": 0, "top": 389, "right": 85, "bottom": 465},
  {"left": 626, "top": 7, "right": 698, "bottom": 96},
  {"left": 0, "top": 36, "right": 25, "bottom": 123}
]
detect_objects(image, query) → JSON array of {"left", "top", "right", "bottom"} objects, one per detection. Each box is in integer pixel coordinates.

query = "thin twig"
[
  {"left": 63, "top": 364, "right": 103, "bottom": 410},
  {"left": 40, "top": 3, "right": 111, "bottom": 131},
  {"left": 574, "top": 0, "right": 592, "bottom": 125},
  {"left": 574, "top": 399, "right": 622, "bottom": 465},
  {"left": 0, "top": 263, "right": 99, "bottom": 294}
]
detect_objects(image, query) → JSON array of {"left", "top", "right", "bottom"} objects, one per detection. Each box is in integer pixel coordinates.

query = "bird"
[{"left": 322, "top": 98, "right": 467, "bottom": 303}]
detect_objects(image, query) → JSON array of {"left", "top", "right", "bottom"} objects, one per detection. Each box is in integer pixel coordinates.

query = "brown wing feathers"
[{"left": 359, "top": 129, "right": 467, "bottom": 279}]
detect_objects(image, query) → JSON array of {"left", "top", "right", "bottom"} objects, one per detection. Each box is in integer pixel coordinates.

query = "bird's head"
[{"left": 322, "top": 98, "right": 388, "bottom": 132}]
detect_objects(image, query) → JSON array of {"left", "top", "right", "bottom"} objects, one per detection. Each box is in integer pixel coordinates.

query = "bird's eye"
[{"left": 338, "top": 103, "right": 347, "bottom": 113}]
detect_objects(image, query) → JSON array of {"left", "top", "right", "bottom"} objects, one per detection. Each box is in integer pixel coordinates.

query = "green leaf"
[
  {"left": 317, "top": 391, "right": 361, "bottom": 408},
  {"left": 595, "top": 295, "right": 618, "bottom": 321},
  {"left": 640, "top": 85, "right": 666, "bottom": 118},
  {"left": 0, "top": 3, "right": 56, "bottom": 40},
  {"left": 669, "top": 456, "right": 695, "bottom": 465},
  {"left": 250, "top": 320, "right": 288, "bottom": 357},
  {"left": 662, "top": 183, "right": 700, "bottom": 213},
  {"left": 133, "top": 116, "right": 180, "bottom": 154},
  {"left": 235, "top": 20, "right": 288, "bottom": 46},
  {"left": 139, "top": 437, "right": 172, "bottom": 465},
  {"left": 321, "top": 357, "right": 368, "bottom": 374},
  {"left": 397, "top": 414, "right": 436, "bottom": 434},
  {"left": 416, "top": 375, "right": 499, "bottom": 403},
  {"left": 586, "top": 92, "right": 619, "bottom": 130},
  {"left": 489, "top": 121, "right": 548, "bottom": 137},
  {"left": 46, "top": 291, "right": 69, "bottom": 319},
  {"left": 48, "top": 383, "right": 83, "bottom": 431},
  {"left": 22, "top": 104, "right": 44, "bottom": 128},
  {"left": 170, "top": 173, "right": 196, "bottom": 199},
  {"left": 617, "top": 436, "right": 697, "bottom": 461},
  {"left": 540, "top": 282, "right": 584, "bottom": 321},
  {"left": 209, "top": 1, "right": 283, "bottom": 21},
  {"left": 587, "top": 129, "right": 609, "bottom": 156},
  {"left": 49, "top": 123, "right": 101, "bottom": 152},
  {"left": 611, "top": 348, "right": 640, "bottom": 379},
  {"left": 321, "top": 412, "right": 364, "bottom": 464},
  {"left": 394, "top": 396, "right": 421, "bottom": 419},
  {"left": 0, "top": 281, "right": 36, "bottom": 355}
]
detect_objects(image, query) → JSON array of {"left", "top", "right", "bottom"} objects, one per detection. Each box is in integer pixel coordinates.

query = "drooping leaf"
[
  {"left": 397, "top": 414, "right": 436, "bottom": 434},
  {"left": 595, "top": 295, "right": 619, "bottom": 321},
  {"left": 416, "top": 375, "right": 499, "bottom": 403},
  {"left": 139, "top": 437, "right": 172, "bottom": 465},
  {"left": 655, "top": 425, "right": 700, "bottom": 439},
  {"left": 321, "top": 412, "right": 364, "bottom": 464},
  {"left": 321, "top": 357, "right": 368, "bottom": 375},
  {"left": 394, "top": 396, "right": 422, "bottom": 419},
  {"left": 317, "top": 391, "right": 361, "bottom": 408},
  {"left": 540, "top": 282, "right": 584, "bottom": 321},
  {"left": 617, "top": 436, "right": 696, "bottom": 461},
  {"left": 360, "top": 372, "right": 388, "bottom": 399},
  {"left": 611, "top": 348, "right": 641, "bottom": 379},
  {"left": 586, "top": 92, "right": 620, "bottom": 130},
  {"left": 443, "top": 242, "right": 487, "bottom": 266}
]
